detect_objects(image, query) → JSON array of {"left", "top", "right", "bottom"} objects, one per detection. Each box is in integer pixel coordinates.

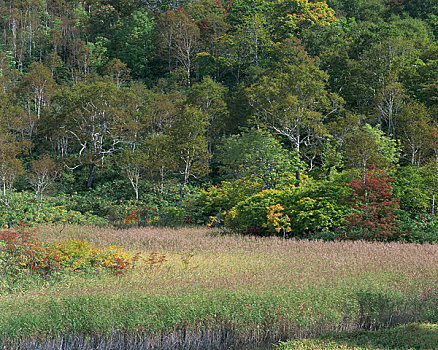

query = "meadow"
[{"left": 1, "top": 225, "right": 438, "bottom": 349}]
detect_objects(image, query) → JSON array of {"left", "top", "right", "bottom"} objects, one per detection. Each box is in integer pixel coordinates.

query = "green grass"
[
  {"left": 277, "top": 323, "right": 438, "bottom": 349},
  {"left": 1, "top": 225, "right": 438, "bottom": 347}
]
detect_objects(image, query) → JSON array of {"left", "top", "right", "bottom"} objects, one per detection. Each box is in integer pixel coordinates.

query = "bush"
[
  {"left": 0, "top": 223, "right": 133, "bottom": 293},
  {"left": 339, "top": 167, "right": 401, "bottom": 242},
  {"left": 0, "top": 192, "right": 109, "bottom": 227},
  {"left": 160, "top": 207, "right": 188, "bottom": 227},
  {"left": 50, "top": 239, "right": 132, "bottom": 274},
  {"left": 226, "top": 189, "right": 284, "bottom": 235},
  {"left": 116, "top": 205, "right": 191, "bottom": 228},
  {"left": 393, "top": 166, "right": 431, "bottom": 215},
  {"left": 227, "top": 180, "right": 353, "bottom": 238},
  {"left": 397, "top": 214, "right": 438, "bottom": 243},
  {"left": 193, "top": 177, "right": 264, "bottom": 224}
]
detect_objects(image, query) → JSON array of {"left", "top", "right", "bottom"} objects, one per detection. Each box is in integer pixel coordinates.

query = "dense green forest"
[{"left": 0, "top": 0, "right": 438, "bottom": 240}]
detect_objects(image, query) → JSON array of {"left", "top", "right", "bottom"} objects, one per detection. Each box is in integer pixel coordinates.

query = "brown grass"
[
  {"left": 31, "top": 225, "right": 438, "bottom": 298},
  {"left": 1, "top": 225, "right": 438, "bottom": 347}
]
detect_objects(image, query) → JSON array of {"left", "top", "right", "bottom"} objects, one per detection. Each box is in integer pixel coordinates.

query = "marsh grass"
[
  {"left": 277, "top": 323, "right": 438, "bottom": 349},
  {"left": 1, "top": 225, "right": 438, "bottom": 348},
  {"left": 1, "top": 330, "right": 274, "bottom": 350}
]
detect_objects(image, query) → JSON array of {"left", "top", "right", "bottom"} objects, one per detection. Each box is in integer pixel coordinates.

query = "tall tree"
[
  {"left": 166, "top": 105, "right": 210, "bottom": 207},
  {"left": 19, "top": 62, "right": 57, "bottom": 141},
  {"left": 0, "top": 135, "right": 24, "bottom": 208},
  {"left": 53, "top": 81, "right": 135, "bottom": 188},
  {"left": 397, "top": 102, "right": 435, "bottom": 166},
  {"left": 247, "top": 38, "right": 341, "bottom": 182},
  {"left": 30, "top": 155, "right": 58, "bottom": 215},
  {"left": 187, "top": 76, "right": 229, "bottom": 153},
  {"left": 273, "top": 0, "right": 337, "bottom": 39},
  {"left": 156, "top": 9, "right": 200, "bottom": 86},
  {"left": 102, "top": 58, "right": 131, "bottom": 88},
  {"left": 231, "top": 13, "right": 273, "bottom": 68},
  {"left": 375, "top": 72, "right": 406, "bottom": 137},
  {"left": 344, "top": 124, "right": 400, "bottom": 178},
  {"left": 111, "top": 9, "right": 155, "bottom": 79},
  {"left": 119, "top": 148, "right": 148, "bottom": 202},
  {"left": 217, "top": 128, "right": 299, "bottom": 188}
]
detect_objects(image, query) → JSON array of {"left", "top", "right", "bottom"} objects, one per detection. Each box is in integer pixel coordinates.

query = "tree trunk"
[
  {"left": 2, "top": 181, "right": 7, "bottom": 208},
  {"left": 87, "top": 164, "right": 95, "bottom": 189},
  {"left": 295, "top": 169, "right": 301, "bottom": 186},
  {"left": 178, "top": 161, "right": 191, "bottom": 208},
  {"left": 38, "top": 192, "right": 43, "bottom": 216},
  {"left": 178, "top": 181, "right": 186, "bottom": 209},
  {"left": 295, "top": 132, "right": 301, "bottom": 187}
]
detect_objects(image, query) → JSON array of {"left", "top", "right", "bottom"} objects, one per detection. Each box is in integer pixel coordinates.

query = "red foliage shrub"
[
  {"left": 339, "top": 166, "right": 401, "bottom": 241},
  {"left": 0, "top": 222, "right": 132, "bottom": 277},
  {"left": 0, "top": 221, "right": 60, "bottom": 276},
  {"left": 348, "top": 166, "right": 395, "bottom": 204}
]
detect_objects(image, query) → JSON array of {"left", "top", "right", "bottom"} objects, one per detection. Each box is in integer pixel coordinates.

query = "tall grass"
[
  {"left": 277, "top": 323, "right": 438, "bottom": 349},
  {"left": 1, "top": 225, "right": 438, "bottom": 348}
]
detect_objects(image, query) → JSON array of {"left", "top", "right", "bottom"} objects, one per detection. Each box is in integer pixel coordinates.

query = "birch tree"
[
  {"left": 166, "top": 105, "right": 210, "bottom": 208},
  {"left": 53, "top": 81, "right": 134, "bottom": 188},
  {"left": 247, "top": 38, "right": 340, "bottom": 183}
]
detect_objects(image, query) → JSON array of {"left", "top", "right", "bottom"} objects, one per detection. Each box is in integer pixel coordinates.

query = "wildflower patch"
[{"left": 0, "top": 222, "right": 133, "bottom": 288}]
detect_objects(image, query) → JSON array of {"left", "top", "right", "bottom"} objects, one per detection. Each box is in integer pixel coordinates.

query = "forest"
[{"left": 1, "top": 0, "right": 438, "bottom": 241}]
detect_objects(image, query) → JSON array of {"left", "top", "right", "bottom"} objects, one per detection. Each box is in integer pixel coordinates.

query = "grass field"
[
  {"left": 277, "top": 323, "right": 438, "bottom": 349},
  {"left": 1, "top": 225, "right": 438, "bottom": 348}
]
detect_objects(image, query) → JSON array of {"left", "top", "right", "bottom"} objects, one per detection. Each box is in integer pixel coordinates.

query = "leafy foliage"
[
  {"left": 228, "top": 179, "right": 353, "bottom": 237},
  {"left": 339, "top": 167, "right": 401, "bottom": 241},
  {"left": 217, "top": 128, "right": 299, "bottom": 188},
  {"left": 193, "top": 177, "right": 265, "bottom": 224},
  {"left": 0, "top": 0, "right": 437, "bottom": 239},
  {"left": 0, "top": 223, "right": 132, "bottom": 292}
]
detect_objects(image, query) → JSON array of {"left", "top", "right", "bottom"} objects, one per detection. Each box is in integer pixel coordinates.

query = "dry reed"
[{"left": 1, "top": 225, "right": 438, "bottom": 348}]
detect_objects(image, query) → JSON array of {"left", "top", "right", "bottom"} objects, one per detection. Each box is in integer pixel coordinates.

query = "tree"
[
  {"left": 217, "top": 128, "right": 299, "bottom": 188},
  {"left": 0, "top": 85, "right": 29, "bottom": 146},
  {"left": 326, "top": 0, "right": 386, "bottom": 21},
  {"left": 111, "top": 9, "right": 155, "bottom": 79},
  {"left": 397, "top": 102, "right": 435, "bottom": 165},
  {"left": 30, "top": 155, "right": 58, "bottom": 215},
  {"left": 188, "top": 0, "right": 229, "bottom": 64},
  {"left": 119, "top": 148, "right": 148, "bottom": 202},
  {"left": 273, "top": 0, "right": 337, "bottom": 39},
  {"left": 18, "top": 62, "right": 57, "bottom": 141},
  {"left": 375, "top": 73, "right": 406, "bottom": 138},
  {"left": 53, "top": 81, "right": 135, "bottom": 188},
  {"left": 341, "top": 166, "right": 401, "bottom": 241},
  {"left": 423, "top": 158, "right": 438, "bottom": 215},
  {"left": 156, "top": 9, "right": 201, "bottom": 86},
  {"left": 231, "top": 13, "right": 273, "bottom": 68},
  {"left": 187, "top": 76, "right": 229, "bottom": 153},
  {"left": 143, "top": 134, "right": 175, "bottom": 193},
  {"left": 247, "top": 38, "right": 341, "bottom": 183},
  {"left": 226, "top": 0, "right": 272, "bottom": 27},
  {"left": 352, "top": 26, "right": 427, "bottom": 113},
  {"left": 102, "top": 59, "right": 131, "bottom": 87},
  {"left": 393, "top": 166, "right": 432, "bottom": 214},
  {"left": 166, "top": 105, "right": 210, "bottom": 207},
  {"left": 393, "top": 0, "right": 438, "bottom": 19},
  {"left": 0, "top": 135, "right": 24, "bottom": 208},
  {"left": 344, "top": 124, "right": 400, "bottom": 178},
  {"left": 143, "top": 0, "right": 194, "bottom": 14}
]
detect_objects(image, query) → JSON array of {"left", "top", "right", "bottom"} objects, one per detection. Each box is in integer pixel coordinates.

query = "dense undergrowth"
[{"left": 5, "top": 166, "right": 438, "bottom": 245}]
